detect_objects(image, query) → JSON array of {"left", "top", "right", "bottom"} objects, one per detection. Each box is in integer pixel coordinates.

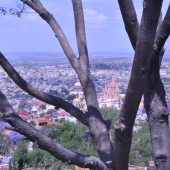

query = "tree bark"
[
  {"left": 0, "top": 90, "right": 109, "bottom": 170},
  {"left": 154, "top": 4, "right": 170, "bottom": 55},
  {"left": 87, "top": 106, "right": 114, "bottom": 169},
  {"left": 143, "top": 5, "right": 170, "bottom": 169},
  {"left": 1, "top": 0, "right": 170, "bottom": 169},
  {"left": 17, "top": 1, "right": 115, "bottom": 168},
  {"left": 115, "top": 1, "right": 163, "bottom": 169},
  {"left": 117, "top": 0, "right": 139, "bottom": 49},
  {"left": 144, "top": 52, "right": 170, "bottom": 170}
]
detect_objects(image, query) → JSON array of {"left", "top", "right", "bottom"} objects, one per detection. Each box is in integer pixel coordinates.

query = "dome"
[
  {"left": 74, "top": 81, "right": 81, "bottom": 88},
  {"left": 73, "top": 98, "right": 81, "bottom": 103}
]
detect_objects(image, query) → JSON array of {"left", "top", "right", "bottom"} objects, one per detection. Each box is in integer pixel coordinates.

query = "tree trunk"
[
  {"left": 114, "top": 1, "right": 163, "bottom": 169},
  {"left": 144, "top": 53, "right": 170, "bottom": 170},
  {"left": 87, "top": 107, "right": 114, "bottom": 169}
]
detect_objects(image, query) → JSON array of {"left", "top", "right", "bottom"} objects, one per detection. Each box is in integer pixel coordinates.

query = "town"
[{"left": 0, "top": 53, "right": 170, "bottom": 170}]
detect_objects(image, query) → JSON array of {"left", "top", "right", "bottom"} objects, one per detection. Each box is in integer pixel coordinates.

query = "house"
[
  {"left": 75, "top": 166, "right": 90, "bottom": 170},
  {"left": 31, "top": 118, "right": 48, "bottom": 126},
  {"left": 57, "top": 111, "right": 77, "bottom": 123},
  {"left": 0, "top": 155, "right": 12, "bottom": 170},
  {"left": 129, "top": 166, "right": 146, "bottom": 170},
  {"left": 31, "top": 100, "right": 46, "bottom": 111},
  {"left": 70, "top": 81, "right": 83, "bottom": 97},
  {"left": 46, "top": 104, "right": 55, "bottom": 110},
  {"left": 30, "top": 117, "right": 60, "bottom": 127},
  {"left": 0, "top": 164, "right": 9, "bottom": 170},
  {"left": 16, "top": 109, "right": 31, "bottom": 120},
  {"left": 75, "top": 165, "right": 146, "bottom": 170}
]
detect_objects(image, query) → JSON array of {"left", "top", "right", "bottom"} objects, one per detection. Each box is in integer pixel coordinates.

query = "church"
[
  {"left": 104, "top": 76, "right": 120, "bottom": 100},
  {"left": 99, "top": 75, "right": 122, "bottom": 109}
]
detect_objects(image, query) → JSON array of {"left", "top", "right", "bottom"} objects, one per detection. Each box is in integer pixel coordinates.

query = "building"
[
  {"left": 72, "top": 97, "right": 86, "bottom": 110},
  {"left": 99, "top": 75, "right": 121, "bottom": 109},
  {"left": 30, "top": 118, "right": 48, "bottom": 126},
  {"left": 75, "top": 166, "right": 90, "bottom": 170},
  {"left": 0, "top": 164, "right": 9, "bottom": 170},
  {"left": 31, "top": 100, "right": 55, "bottom": 112},
  {"left": 75, "top": 165, "right": 146, "bottom": 170},
  {"left": 57, "top": 110, "right": 77, "bottom": 123},
  {"left": 70, "top": 81, "right": 86, "bottom": 110},
  {"left": 103, "top": 76, "right": 120, "bottom": 100},
  {"left": 16, "top": 109, "right": 31, "bottom": 120},
  {"left": 74, "top": 82, "right": 82, "bottom": 92},
  {"left": 0, "top": 155, "right": 11, "bottom": 170},
  {"left": 70, "top": 81, "right": 83, "bottom": 97},
  {"left": 129, "top": 166, "right": 145, "bottom": 170},
  {"left": 30, "top": 117, "right": 55, "bottom": 126}
]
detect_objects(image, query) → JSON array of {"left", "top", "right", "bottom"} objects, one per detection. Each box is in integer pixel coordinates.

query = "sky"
[{"left": 0, "top": 0, "right": 170, "bottom": 54}]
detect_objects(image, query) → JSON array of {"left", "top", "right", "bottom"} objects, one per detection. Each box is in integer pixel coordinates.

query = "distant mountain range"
[{"left": 3, "top": 51, "right": 170, "bottom": 65}]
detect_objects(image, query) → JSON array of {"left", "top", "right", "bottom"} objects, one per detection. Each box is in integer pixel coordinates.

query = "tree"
[
  {"left": 13, "top": 140, "right": 28, "bottom": 170},
  {"left": 12, "top": 121, "right": 96, "bottom": 169},
  {"left": 13, "top": 116, "right": 149, "bottom": 169},
  {"left": 0, "top": 0, "right": 170, "bottom": 170},
  {"left": 130, "top": 122, "right": 152, "bottom": 166}
]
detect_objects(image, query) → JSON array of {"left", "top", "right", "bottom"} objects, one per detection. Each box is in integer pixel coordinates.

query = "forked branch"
[
  {"left": 21, "top": 0, "right": 99, "bottom": 109},
  {"left": 21, "top": 0, "right": 79, "bottom": 70},
  {"left": 19, "top": 0, "right": 113, "bottom": 166},
  {"left": 115, "top": 0, "right": 163, "bottom": 169},
  {"left": 72, "top": 0, "right": 89, "bottom": 66},
  {"left": 154, "top": 4, "right": 170, "bottom": 54}
]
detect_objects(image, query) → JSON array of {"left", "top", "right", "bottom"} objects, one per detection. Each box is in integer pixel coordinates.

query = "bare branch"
[
  {"left": 117, "top": 1, "right": 170, "bottom": 169},
  {"left": 21, "top": 0, "right": 79, "bottom": 70},
  {"left": 154, "top": 4, "right": 170, "bottom": 54},
  {"left": 72, "top": 0, "right": 89, "bottom": 66},
  {"left": 0, "top": 53, "right": 88, "bottom": 126},
  {"left": 0, "top": 53, "right": 112, "bottom": 168},
  {"left": 19, "top": 0, "right": 99, "bottom": 109},
  {"left": 117, "top": 0, "right": 139, "bottom": 49},
  {"left": 0, "top": 3, "right": 26, "bottom": 17},
  {"left": 19, "top": 0, "right": 112, "bottom": 165},
  {"left": 0, "top": 91, "right": 109, "bottom": 170}
]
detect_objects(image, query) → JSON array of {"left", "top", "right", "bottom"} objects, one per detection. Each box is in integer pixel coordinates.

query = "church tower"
[{"left": 104, "top": 75, "right": 120, "bottom": 100}]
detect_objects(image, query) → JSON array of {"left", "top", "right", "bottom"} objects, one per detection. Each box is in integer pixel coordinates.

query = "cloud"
[
  {"left": 84, "top": 9, "right": 109, "bottom": 25},
  {"left": 0, "top": 0, "right": 11, "bottom": 5}
]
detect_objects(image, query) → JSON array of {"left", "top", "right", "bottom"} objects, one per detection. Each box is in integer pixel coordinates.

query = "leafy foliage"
[
  {"left": 13, "top": 140, "right": 28, "bottom": 170},
  {"left": 11, "top": 109, "right": 153, "bottom": 169},
  {"left": 12, "top": 120, "right": 97, "bottom": 169},
  {"left": 130, "top": 122, "right": 152, "bottom": 166},
  {"left": 0, "top": 132, "right": 13, "bottom": 155}
]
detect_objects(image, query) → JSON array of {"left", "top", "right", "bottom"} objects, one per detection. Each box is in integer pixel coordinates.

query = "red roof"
[
  {"left": 44, "top": 115, "right": 51, "bottom": 120},
  {"left": 16, "top": 109, "right": 30, "bottom": 115},
  {"left": 58, "top": 111, "right": 69, "bottom": 117},
  {"left": 33, "top": 101, "right": 45, "bottom": 107}
]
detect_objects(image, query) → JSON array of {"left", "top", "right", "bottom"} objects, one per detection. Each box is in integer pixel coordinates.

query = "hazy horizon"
[
  {"left": 1, "top": 0, "right": 170, "bottom": 54},
  {"left": 4, "top": 51, "right": 170, "bottom": 58}
]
